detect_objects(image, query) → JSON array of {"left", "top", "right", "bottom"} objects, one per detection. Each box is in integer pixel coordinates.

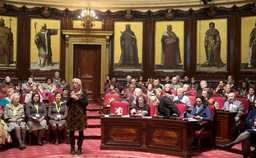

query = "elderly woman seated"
[
  {"left": 48, "top": 92, "right": 68, "bottom": 145},
  {"left": 4, "top": 94, "right": 27, "bottom": 150}
]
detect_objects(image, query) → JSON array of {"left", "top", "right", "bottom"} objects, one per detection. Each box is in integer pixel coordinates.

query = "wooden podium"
[
  {"left": 215, "top": 109, "right": 237, "bottom": 147},
  {"left": 101, "top": 116, "right": 198, "bottom": 158}
]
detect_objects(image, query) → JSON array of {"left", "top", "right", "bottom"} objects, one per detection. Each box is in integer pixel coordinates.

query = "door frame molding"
[{"left": 62, "top": 30, "right": 113, "bottom": 93}]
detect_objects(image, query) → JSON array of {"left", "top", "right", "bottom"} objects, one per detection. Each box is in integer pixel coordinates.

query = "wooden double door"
[{"left": 73, "top": 44, "right": 101, "bottom": 103}]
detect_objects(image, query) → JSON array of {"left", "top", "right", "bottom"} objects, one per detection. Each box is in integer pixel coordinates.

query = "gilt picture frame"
[
  {"left": 113, "top": 21, "right": 143, "bottom": 70},
  {"left": 30, "top": 18, "right": 61, "bottom": 70},
  {"left": 154, "top": 21, "right": 185, "bottom": 71},
  {"left": 196, "top": 18, "right": 227, "bottom": 72}
]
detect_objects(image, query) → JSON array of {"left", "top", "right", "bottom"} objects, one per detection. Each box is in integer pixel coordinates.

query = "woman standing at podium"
[{"left": 66, "top": 78, "right": 88, "bottom": 155}]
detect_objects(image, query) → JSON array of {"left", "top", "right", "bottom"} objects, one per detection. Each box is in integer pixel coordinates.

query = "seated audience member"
[
  {"left": 170, "top": 76, "right": 182, "bottom": 90},
  {"left": 137, "top": 75, "right": 145, "bottom": 88},
  {"left": 0, "top": 106, "right": 11, "bottom": 146},
  {"left": 247, "top": 86, "right": 256, "bottom": 105},
  {"left": 129, "top": 88, "right": 143, "bottom": 107},
  {"left": 104, "top": 74, "right": 110, "bottom": 88},
  {"left": 42, "top": 77, "right": 53, "bottom": 93},
  {"left": 48, "top": 92, "right": 68, "bottom": 145},
  {"left": 106, "top": 83, "right": 120, "bottom": 94},
  {"left": 238, "top": 81, "right": 249, "bottom": 98},
  {"left": 153, "top": 78, "right": 163, "bottom": 89},
  {"left": 0, "top": 88, "right": 14, "bottom": 107},
  {"left": 130, "top": 95, "right": 150, "bottom": 116},
  {"left": 196, "top": 80, "right": 212, "bottom": 97},
  {"left": 222, "top": 83, "right": 234, "bottom": 99},
  {"left": 227, "top": 75, "right": 238, "bottom": 91},
  {"left": 182, "top": 76, "right": 190, "bottom": 85},
  {"left": 173, "top": 88, "right": 191, "bottom": 108},
  {"left": 24, "top": 88, "right": 37, "bottom": 104},
  {"left": 144, "top": 76, "right": 153, "bottom": 88},
  {"left": 189, "top": 96, "right": 212, "bottom": 124},
  {"left": 150, "top": 88, "right": 180, "bottom": 118},
  {"left": 26, "top": 93, "right": 47, "bottom": 146},
  {"left": 215, "top": 80, "right": 225, "bottom": 96},
  {"left": 175, "top": 75, "right": 183, "bottom": 87},
  {"left": 14, "top": 82, "right": 23, "bottom": 97},
  {"left": 52, "top": 71, "right": 61, "bottom": 86},
  {"left": 36, "top": 82, "right": 46, "bottom": 100},
  {"left": 62, "top": 88, "right": 69, "bottom": 103},
  {"left": 59, "top": 78, "right": 70, "bottom": 91},
  {"left": 4, "top": 94, "right": 27, "bottom": 150},
  {"left": 183, "top": 84, "right": 192, "bottom": 96},
  {"left": 123, "top": 84, "right": 135, "bottom": 100},
  {"left": 190, "top": 77, "right": 198, "bottom": 90},
  {"left": 163, "top": 76, "right": 171, "bottom": 85},
  {"left": 21, "top": 77, "right": 36, "bottom": 93},
  {"left": 105, "top": 77, "right": 122, "bottom": 92},
  {"left": 202, "top": 88, "right": 215, "bottom": 105},
  {"left": 50, "top": 84, "right": 58, "bottom": 94},
  {"left": 224, "top": 100, "right": 256, "bottom": 158},
  {"left": 124, "top": 75, "right": 132, "bottom": 88},
  {"left": 130, "top": 78, "right": 141, "bottom": 89},
  {"left": 163, "top": 84, "right": 175, "bottom": 99},
  {"left": 2, "top": 76, "right": 14, "bottom": 89},
  {"left": 144, "top": 83, "right": 155, "bottom": 99},
  {"left": 222, "top": 92, "right": 244, "bottom": 125}
]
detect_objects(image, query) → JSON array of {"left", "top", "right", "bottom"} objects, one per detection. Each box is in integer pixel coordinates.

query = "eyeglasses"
[
  {"left": 196, "top": 100, "right": 202, "bottom": 103},
  {"left": 138, "top": 100, "right": 144, "bottom": 102}
]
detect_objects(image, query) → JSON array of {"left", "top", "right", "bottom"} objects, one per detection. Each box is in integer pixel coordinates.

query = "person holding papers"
[
  {"left": 48, "top": 92, "right": 68, "bottom": 145},
  {"left": 189, "top": 96, "right": 212, "bottom": 124},
  {"left": 26, "top": 93, "right": 47, "bottom": 146}
]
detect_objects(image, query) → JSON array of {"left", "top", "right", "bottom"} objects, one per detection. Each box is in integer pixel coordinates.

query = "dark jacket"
[{"left": 157, "top": 96, "right": 180, "bottom": 117}]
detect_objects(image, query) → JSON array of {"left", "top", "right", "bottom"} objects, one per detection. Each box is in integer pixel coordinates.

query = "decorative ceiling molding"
[{"left": 3, "top": 0, "right": 255, "bottom": 12}]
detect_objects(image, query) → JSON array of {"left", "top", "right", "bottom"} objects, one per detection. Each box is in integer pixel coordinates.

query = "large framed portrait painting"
[
  {"left": 241, "top": 16, "right": 256, "bottom": 70},
  {"left": 0, "top": 16, "right": 18, "bottom": 68},
  {"left": 196, "top": 19, "right": 227, "bottom": 71},
  {"left": 113, "top": 21, "right": 143, "bottom": 70},
  {"left": 155, "top": 21, "right": 184, "bottom": 71},
  {"left": 30, "top": 18, "right": 61, "bottom": 70}
]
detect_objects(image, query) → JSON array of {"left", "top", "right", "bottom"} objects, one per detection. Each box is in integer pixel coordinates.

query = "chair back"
[
  {"left": 49, "top": 93, "right": 55, "bottom": 104},
  {"left": 148, "top": 103, "right": 155, "bottom": 116},
  {"left": 236, "top": 97, "right": 249, "bottom": 114},
  {"left": 212, "top": 96, "right": 225, "bottom": 109},
  {"left": 0, "top": 93, "right": 7, "bottom": 101},
  {"left": 57, "top": 88, "right": 63, "bottom": 92},
  {"left": 171, "top": 90, "right": 177, "bottom": 96},
  {"left": 207, "top": 105, "right": 215, "bottom": 121},
  {"left": 187, "top": 95, "right": 196, "bottom": 107},
  {"left": 110, "top": 100, "right": 129, "bottom": 115},
  {"left": 20, "top": 93, "right": 26, "bottom": 104},
  {"left": 103, "top": 93, "right": 120, "bottom": 105},
  {"left": 25, "top": 88, "right": 32, "bottom": 93},
  {"left": 174, "top": 102, "right": 186, "bottom": 117},
  {"left": 2, "top": 87, "right": 9, "bottom": 94},
  {"left": 190, "top": 89, "right": 197, "bottom": 96}
]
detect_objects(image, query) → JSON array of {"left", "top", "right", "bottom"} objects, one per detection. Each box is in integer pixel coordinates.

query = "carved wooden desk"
[
  {"left": 100, "top": 116, "right": 198, "bottom": 158},
  {"left": 215, "top": 109, "right": 237, "bottom": 147}
]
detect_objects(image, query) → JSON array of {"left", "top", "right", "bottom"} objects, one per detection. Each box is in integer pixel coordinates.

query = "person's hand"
[
  {"left": 130, "top": 109, "right": 136, "bottom": 114},
  {"left": 254, "top": 121, "right": 256, "bottom": 127},
  {"left": 54, "top": 118, "right": 58, "bottom": 121},
  {"left": 17, "top": 119, "right": 22, "bottom": 122}
]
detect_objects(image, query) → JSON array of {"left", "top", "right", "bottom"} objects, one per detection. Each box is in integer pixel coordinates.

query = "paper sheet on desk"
[{"left": 183, "top": 118, "right": 198, "bottom": 121}]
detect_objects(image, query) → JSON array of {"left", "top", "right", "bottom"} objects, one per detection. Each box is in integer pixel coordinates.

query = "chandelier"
[{"left": 78, "top": 6, "right": 97, "bottom": 30}]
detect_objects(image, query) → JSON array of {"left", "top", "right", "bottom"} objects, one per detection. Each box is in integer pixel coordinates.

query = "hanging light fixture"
[{"left": 78, "top": 5, "right": 97, "bottom": 30}]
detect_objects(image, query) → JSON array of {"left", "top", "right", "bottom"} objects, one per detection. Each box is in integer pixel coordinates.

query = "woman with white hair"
[
  {"left": 4, "top": 94, "right": 27, "bottom": 150},
  {"left": 129, "top": 88, "right": 143, "bottom": 107},
  {"left": 66, "top": 78, "right": 88, "bottom": 155}
]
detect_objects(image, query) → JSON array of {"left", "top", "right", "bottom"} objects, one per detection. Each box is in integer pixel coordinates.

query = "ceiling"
[{"left": 2, "top": 0, "right": 255, "bottom": 12}]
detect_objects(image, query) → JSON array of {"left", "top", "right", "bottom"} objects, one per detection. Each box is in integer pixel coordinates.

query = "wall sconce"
[{"left": 78, "top": 5, "right": 97, "bottom": 30}]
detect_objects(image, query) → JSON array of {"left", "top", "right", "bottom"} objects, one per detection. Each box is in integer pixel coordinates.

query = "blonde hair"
[
  {"left": 148, "top": 96, "right": 158, "bottom": 104},
  {"left": 72, "top": 78, "right": 82, "bottom": 88},
  {"left": 7, "top": 87, "right": 14, "bottom": 94}
]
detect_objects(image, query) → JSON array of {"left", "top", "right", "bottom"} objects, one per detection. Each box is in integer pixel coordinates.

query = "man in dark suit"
[
  {"left": 222, "top": 92, "right": 244, "bottom": 124},
  {"left": 153, "top": 88, "right": 180, "bottom": 118}
]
